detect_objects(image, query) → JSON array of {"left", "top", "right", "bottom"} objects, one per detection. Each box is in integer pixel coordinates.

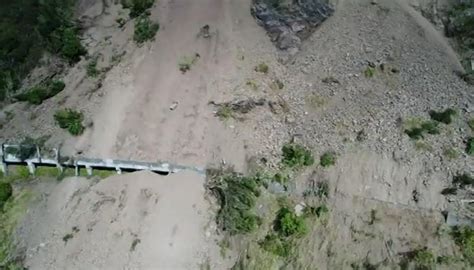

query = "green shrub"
[
  {"left": 451, "top": 226, "right": 474, "bottom": 265},
  {"left": 134, "top": 15, "right": 159, "bottom": 44},
  {"left": 364, "top": 66, "right": 375, "bottom": 78},
  {"left": 0, "top": 182, "right": 13, "bottom": 209},
  {"left": 15, "top": 79, "right": 66, "bottom": 105},
  {"left": 404, "top": 120, "right": 440, "bottom": 140},
  {"left": 274, "top": 207, "right": 307, "bottom": 237},
  {"left": 260, "top": 234, "right": 290, "bottom": 257},
  {"left": 255, "top": 63, "right": 269, "bottom": 74},
  {"left": 206, "top": 169, "right": 263, "bottom": 235},
  {"left": 49, "top": 80, "right": 66, "bottom": 95},
  {"left": 60, "top": 27, "right": 86, "bottom": 62},
  {"left": 413, "top": 249, "right": 436, "bottom": 269},
  {"left": 453, "top": 173, "right": 473, "bottom": 188},
  {"left": 281, "top": 143, "right": 314, "bottom": 168},
  {"left": 54, "top": 109, "right": 85, "bottom": 136},
  {"left": 320, "top": 152, "right": 336, "bottom": 167},
  {"left": 429, "top": 108, "right": 457, "bottom": 124},
  {"left": 466, "top": 137, "right": 474, "bottom": 155},
  {"left": 405, "top": 127, "right": 424, "bottom": 140},
  {"left": 122, "top": 0, "right": 155, "bottom": 18}
]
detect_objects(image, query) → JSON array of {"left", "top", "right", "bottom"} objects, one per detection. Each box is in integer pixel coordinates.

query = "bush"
[
  {"left": 281, "top": 143, "right": 314, "bottom": 168},
  {"left": 122, "top": 0, "right": 155, "bottom": 18},
  {"left": 255, "top": 63, "right": 269, "bottom": 74},
  {"left": 0, "top": 182, "right": 13, "bottom": 209},
  {"left": 274, "top": 207, "right": 307, "bottom": 237},
  {"left": 429, "top": 108, "right": 457, "bottom": 124},
  {"left": 15, "top": 79, "right": 65, "bottom": 105},
  {"left": 58, "top": 27, "right": 86, "bottom": 62},
  {"left": 404, "top": 120, "right": 440, "bottom": 140},
  {"left": 466, "top": 137, "right": 474, "bottom": 155},
  {"left": 453, "top": 173, "right": 473, "bottom": 188},
  {"left": 134, "top": 15, "right": 160, "bottom": 44},
  {"left": 451, "top": 226, "right": 474, "bottom": 265},
  {"left": 405, "top": 127, "right": 424, "bottom": 140},
  {"left": 320, "top": 152, "right": 336, "bottom": 167},
  {"left": 206, "top": 169, "right": 264, "bottom": 235},
  {"left": 54, "top": 109, "right": 85, "bottom": 136}
]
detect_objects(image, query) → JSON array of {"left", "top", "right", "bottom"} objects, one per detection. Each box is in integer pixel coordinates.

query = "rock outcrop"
[{"left": 251, "top": 0, "right": 334, "bottom": 57}]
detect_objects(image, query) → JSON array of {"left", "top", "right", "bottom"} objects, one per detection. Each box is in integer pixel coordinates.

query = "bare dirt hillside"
[
  {"left": 2, "top": 0, "right": 473, "bottom": 269},
  {"left": 17, "top": 171, "right": 228, "bottom": 270}
]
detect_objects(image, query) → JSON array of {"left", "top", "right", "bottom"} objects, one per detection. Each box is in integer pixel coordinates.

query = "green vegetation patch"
[
  {"left": 320, "top": 152, "right": 336, "bottom": 167},
  {"left": 274, "top": 207, "right": 307, "bottom": 237},
  {"left": 281, "top": 143, "right": 314, "bottom": 168},
  {"left": 54, "top": 109, "right": 85, "bottom": 136},
  {"left": 451, "top": 226, "right": 474, "bottom": 266},
  {"left": 429, "top": 108, "right": 457, "bottom": 124},
  {"left": 260, "top": 206, "right": 309, "bottom": 258},
  {"left": 178, "top": 53, "right": 200, "bottom": 73},
  {"left": 453, "top": 173, "right": 473, "bottom": 188},
  {"left": 414, "top": 249, "right": 436, "bottom": 269},
  {"left": 122, "top": 0, "right": 155, "bottom": 18},
  {"left": 260, "top": 233, "right": 290, "bottom": 257},
  {"left": 134, "top": 14, "right": 160, "bottom": 44},
  {"left": 0, "top": 0, "right": 84, "bottom": 100},
  {"left": 0, "top": 182, "right": 13, "bottom": 209},
  {"left": 86, "top": 58, "right": 100, "bottom": 77},
  {"left": 0, "top": 189, "right": 32, "bottom": 268},
  {"left": 15, "top": 80, "right": 65, "bottom": 105},
  {"left": 206, "top": 168, "right": 264, "bottom": 235},
  {"left": 255, "top": 63, "right": 269, "bottom": 74},
  {"left": 466, "top": 137, "right": 474, "bottom": 155},
  {"left": 404, "top": 119, "right": 440, "bottom": 140},
  {"left": 364, "top": 66, "right": 375, "bottom": 78}
]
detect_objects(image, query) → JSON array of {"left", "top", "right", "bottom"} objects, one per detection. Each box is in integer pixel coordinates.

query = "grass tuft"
[
  {"left": 364, "top": 66, "right": 375, "bottom": 78},
  {"left": 178, "top": 53, "right": 200, "bottom": 73},
  {"left": 255, "top": 63, "right": 269, "bottom": 74},
  {"left": 86, "top": 58, "right": 99, "bottom": 77}
]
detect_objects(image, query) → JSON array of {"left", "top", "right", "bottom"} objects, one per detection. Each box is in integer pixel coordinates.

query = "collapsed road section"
[{"left": 0, "top": 143, "right": 204, "bottom": 177}]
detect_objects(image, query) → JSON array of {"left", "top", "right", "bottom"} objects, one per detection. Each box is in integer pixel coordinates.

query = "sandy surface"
[
  {"left": 18, "top": 171, "right": 225, "bottom": 270},
  {"left": 79, "top": 0, "right": 271, "bottom": 170}
]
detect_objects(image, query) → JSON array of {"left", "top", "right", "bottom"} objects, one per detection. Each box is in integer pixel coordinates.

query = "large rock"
[{"left": 251, "top": 0, "right": 334, "bottom": 55}]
